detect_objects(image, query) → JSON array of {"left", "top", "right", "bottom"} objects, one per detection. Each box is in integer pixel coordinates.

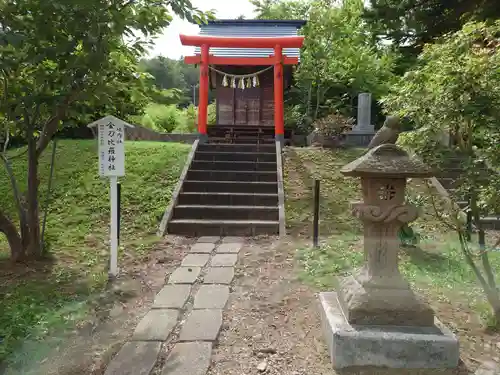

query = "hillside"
[
  {"left": 283, "top": 146, "right": 500, "bottom": 362},
  {"left": 0, "top": 140, "right": 190, "bottom": 363}
]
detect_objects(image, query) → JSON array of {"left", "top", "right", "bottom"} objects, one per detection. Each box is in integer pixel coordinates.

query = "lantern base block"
[
  {"left": 319, "top": 292, "right": 460, "bottom": 371},
  {"left": 338, "top": 273, "right": 435, "bottom": 327}
]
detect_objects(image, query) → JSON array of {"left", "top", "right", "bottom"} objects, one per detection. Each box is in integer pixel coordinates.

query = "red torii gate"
[{"left": 179, "top": 34, "right": 305, "bottom": 141}]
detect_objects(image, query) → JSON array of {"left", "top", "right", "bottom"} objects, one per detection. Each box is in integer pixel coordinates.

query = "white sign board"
[
  {"left": 98, "top": 120, "right": 125, "bottom": 177},
  {"left": 88, "top": 115, "right": 134, "bottom": 277}
]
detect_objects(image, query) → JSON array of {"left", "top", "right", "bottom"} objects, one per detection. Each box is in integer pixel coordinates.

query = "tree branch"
[
  {"left": 2, "top": 124, "right": 9, "bottom": 154},
  {"left": 36, "top": 87, "right": 80, "bottom": 157},
  {"left": 425, "top": 181, "right": 458, "bottom": 232},
  {"left": 1, "top": 69, "right": 12, "bottom": 154},
  {"left": 458, "top": 232, "right": 491, "bottom": 290},
  {"left": 31, "top": 101, "right": 42, "bottom": 128},
  {"left": 0, "top": 153, "right": 27, "bottom": 234},
  {"left": 0, "top": 208, "right": 23, "bottom": 261}
]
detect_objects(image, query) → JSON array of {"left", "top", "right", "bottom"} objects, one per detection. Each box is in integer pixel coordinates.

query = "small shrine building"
[{"left": 180, "top": 19, "right": 306, "bottom": 142}]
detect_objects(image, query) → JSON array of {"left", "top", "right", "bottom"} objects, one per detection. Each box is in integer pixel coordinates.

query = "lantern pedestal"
[
  {"left": 337, "top": 272, "right": 435, "bottom": 327},
  {"left": 319, "top": 144, "right": 459, "bottom": 371},
  {"left": 319, "top": 292, "right": 460, "bottom": 370}
]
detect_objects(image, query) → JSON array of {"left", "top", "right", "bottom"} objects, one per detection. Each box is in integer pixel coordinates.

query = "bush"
[
  {"left": 132, "top": 102, "right": 210, "bottom": 133},
  {"left": 284, "top": 104, "right": 313, "bottom": 134},
  {"left": 132, "top": 103, "right": 183, "bottom": 132},
  {"left": 207, "top": 102, "right": 217, "bottom": 125},
  {"left": 184, "top": 104, "right": 197, "bottom": 132},
  {"left": 140, "top": 113, "right": 156, "bottom": 129},
  {"left": 383, "top": 21, "right": 500, "bottom": 324},
  {"left": 147, "top": 104, "right": 181, "bottom": 133},
  {"left": 312, "top": 112, "right": 355, "bottom": 138}
]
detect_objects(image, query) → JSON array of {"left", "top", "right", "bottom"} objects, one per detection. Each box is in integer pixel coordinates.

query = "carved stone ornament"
[{"left": 338, "top": 144, "right": 436, "bottom": 327}]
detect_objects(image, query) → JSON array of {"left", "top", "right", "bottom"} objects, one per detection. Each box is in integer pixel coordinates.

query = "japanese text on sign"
[{"left": 98, "top": 120, "right": 125, "bottom": 177}]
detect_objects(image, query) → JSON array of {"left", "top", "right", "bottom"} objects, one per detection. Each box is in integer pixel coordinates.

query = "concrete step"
[
  {"left": 438, "top": 167, "right": 464, "bottom": 176},
  {"left": 167, "top": 219, "right": 279, "bottom": 236},
  {"left": 480, "top": 216, "right": 500, "bottom": 230},
  {"left": 447, "top": 200, "right": 500, "bottom": 226},
  {"left": 440, "top": 158, "right": 466, "bottom": 167},
  {"left": 207, "top": 137, "right": 275, "bottom": 144},
  {"left": 207, "top": 129, "right": 275, "bottom": 136},
  {"left": 178, "top": 192, "right": 278, "bottom": 206},
  {"left": 187, "top": 170, "right": 277, "bottom": 182},
  {"left": 447, "top": 189, "right": 468, "bottom": 202},
  {"left": 439, "top": 168, "right": 489, "bottom": 178},
  {"left": 182, "top": 180, "right": 277, "bottom": 194},
  {"left": 173, "top": 205, "right": 279, "bottom": 221},
  {"left": 194, "top": 151, "right": 276, "bottom": 163},
  {"left": 198, "top": 143, "right": 275, "bottom": 153},
  {"left": 191, "top": 160, "right": 276, "bottom": 171},
  {"left": 438, "top": 177, "right": 462, "bottom": 190}
]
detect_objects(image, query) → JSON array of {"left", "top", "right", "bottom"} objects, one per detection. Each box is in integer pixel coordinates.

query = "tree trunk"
[
  {"left": 26, "top": 128, "right": 41, "bottom": 258},
  {"left": 0, "top": 209, "right": 23, "bottom": 261},
  {"left": 306, "top": 81, "right": 312, "bottom": 118},
  {"left": 466, "top": 190, "right": 500, "bottom": 324},
  {"left": 1, "top": 153, "right": 29, "bottom": 260},
  {"left": 314, "top": 82, "right": 321, "bottom": 121},
  {"left": 483, "top": 285, "right": 500, "bottom": 324}
]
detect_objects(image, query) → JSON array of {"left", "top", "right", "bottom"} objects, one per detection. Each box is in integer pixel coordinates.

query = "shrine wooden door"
[
  {"left": 235, "top": 87, "right": 261, "bottom": 125},
  {"left": 217, "top": 86, "right": 234, "bottom": 125}
]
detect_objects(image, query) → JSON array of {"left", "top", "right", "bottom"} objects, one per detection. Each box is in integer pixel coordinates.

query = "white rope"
[
  {"left": 209, "top": 65, "right": 273, "bottom": 89},
  {"left": 208, "top": 65, "right": 273, "bottom": 79}
]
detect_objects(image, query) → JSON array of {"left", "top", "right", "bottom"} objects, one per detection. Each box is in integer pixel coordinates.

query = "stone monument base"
[
  {"left": 351, "top": 125, "right": 375, "bottom": 133},
  {"left": 319, "top": 292, "right": 460, "bottom": 370},
  {"left": 345, "top": 130, "right": 375, "bottom": 147}
]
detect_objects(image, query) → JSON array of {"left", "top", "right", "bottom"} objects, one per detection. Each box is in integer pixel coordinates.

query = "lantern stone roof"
[{"left": 340, "top": 144, "right": 434, "bottom": 178}]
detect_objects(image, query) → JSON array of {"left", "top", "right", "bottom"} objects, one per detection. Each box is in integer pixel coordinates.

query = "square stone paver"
[
  {"left": 211, "top": 254, "right": 238, "bottom": 267},
  {"left": 194, "top": 285, "right": 230, "bottom": 309},
  {"left": 152, "top": 285, "right": 191, "bottom": 309},
  {"left": 162, "top": 342, "right": 212, "bottom": 375},
  {"left": 197, "top": 236, "right": 220, "bottom": 243},
  {"left": 132, "top": 309, "right": 179, "bottom": 341},
  {"left": 203, "top": 267, "right": 235, "bottom": 284},
  {"left": 104, "top": 341, "right": 161, "bottom": 375},
  {"left": 181, "top": 254, "right": 210, "bottom": 267},
  {"left": 179, "top": 309, "right": 222, "bottom": 341},
  {"left": 216, "top": 243, "right": 243, "bottom": 254},
  {"left": 190, "top": 243, "right": 215, "bottom": 254},
  {"left": 168, "top": 267, "right": 201, "bottom": 284},
  {"left": 221, "top": 236, "right": 245, "bottom": 243}
]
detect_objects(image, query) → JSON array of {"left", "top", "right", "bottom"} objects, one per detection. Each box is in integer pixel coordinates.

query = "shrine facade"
[{"left": 180, "top": 19, "right": 306, "bottom": 141}]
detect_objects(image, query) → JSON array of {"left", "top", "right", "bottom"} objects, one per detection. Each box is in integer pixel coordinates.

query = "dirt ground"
[
  {"left": 6, "top": 235, "right": 499, "bottom": 375},
  {"left": 2, "top": 236, "right": 193, "bottom": 375},
  {"left": 208, "top": 236, "right": 336, "bottom": 375},
  {"left": 208, "top": 237, "right": 499, "bottom": 375}
]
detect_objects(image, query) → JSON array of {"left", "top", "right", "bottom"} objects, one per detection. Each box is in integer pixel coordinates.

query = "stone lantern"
[{"left": 319, "top": 144, "right": 459, "bottom": 370}]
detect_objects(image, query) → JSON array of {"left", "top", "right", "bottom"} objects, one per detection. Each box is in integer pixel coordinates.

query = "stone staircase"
[
  {"left": 205, "top": 124, "right": 291, "bottom": 144},
  {"left": 437, "top": 156, "right": 500, "bottom": 230},
  {"left": 166, "top": 126, "right": 283, "bottom": 236}
]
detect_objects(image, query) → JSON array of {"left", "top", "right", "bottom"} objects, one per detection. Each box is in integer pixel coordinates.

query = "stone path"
[{"left": 104, "top": 236, "right": 244, "bottom": 375}]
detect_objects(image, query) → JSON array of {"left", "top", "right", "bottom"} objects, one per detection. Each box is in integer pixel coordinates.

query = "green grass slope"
[
  {"left": 284, "top": 146, "right": 500, "bottom": 328},
  {"left": 283, "top": 146, "right": 364, "bottom": 235},
  {"left": 0, "top": 139, "right": 190, "bottom": 363}
]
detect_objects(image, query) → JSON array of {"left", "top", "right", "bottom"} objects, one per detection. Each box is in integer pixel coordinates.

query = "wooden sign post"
[{"left": 88, "top": 115, "right": 134, "bottom": 277}]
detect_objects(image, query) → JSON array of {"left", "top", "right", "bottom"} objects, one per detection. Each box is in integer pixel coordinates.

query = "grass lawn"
[
  {"left": 283, "top": 147, "right": 364, "bottom": 236},
  {"left": 284, "top": 146, "right": 500, "bottom": 368},
  {"left": 0, "top": 139, "right": 190, "bottom": 365}
]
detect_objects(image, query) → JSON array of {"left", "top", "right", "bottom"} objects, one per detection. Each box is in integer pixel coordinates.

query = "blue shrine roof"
[{"left": 193, "top": 19, "right": 306, "bottom": 60}]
